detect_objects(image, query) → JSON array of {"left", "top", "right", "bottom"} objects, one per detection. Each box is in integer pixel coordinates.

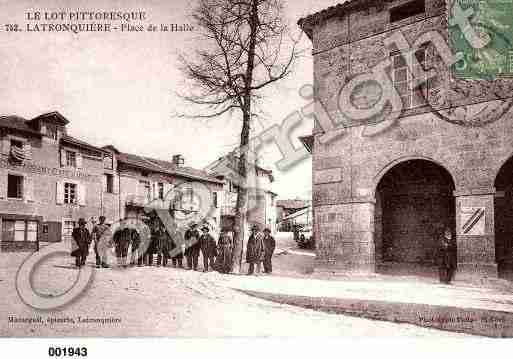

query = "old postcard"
[{"left": 1, "top": 0, "right": 513, "bottom": 344}]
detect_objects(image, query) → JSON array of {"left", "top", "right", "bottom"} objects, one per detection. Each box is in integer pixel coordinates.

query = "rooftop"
[
  {"left": 117, "top": 151, "right": 224, "bottom": 184},
  {"left": 206, "top": 153, "right": 274, "bottom": 182},
  {"left": 0, "top": 115, "right": 42, "bottom": 136},
  {"left": 297, "top": 0, "right": 359, "bottom": 39},
  {"left": 61, "top": 135, "right": 106, "bottom": 154},
  {"left": 276, "top": 199, "right": 311, "bottom": 210}
]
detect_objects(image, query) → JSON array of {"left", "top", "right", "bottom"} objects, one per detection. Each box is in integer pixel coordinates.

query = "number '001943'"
[{"left": 48, "top": 347, "right": 87, "bottom": 357}]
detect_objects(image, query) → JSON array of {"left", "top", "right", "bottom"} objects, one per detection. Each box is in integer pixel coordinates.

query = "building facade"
[
  {"left": 0, "top": 112, "right": 224, "bottom": 251},
  {"left": 299, "top": 0, "right": 513, "bottom": 279},
  {"left": 205, "top": 154, "right": 277, "bottom": 238},
  {"left": 0, "top": 112, "right": 111, "bottom": 251}
]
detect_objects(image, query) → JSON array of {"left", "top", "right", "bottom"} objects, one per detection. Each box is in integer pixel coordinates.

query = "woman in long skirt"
[{"left": 216, "top": 230, "right": 233, "bottom": 274}]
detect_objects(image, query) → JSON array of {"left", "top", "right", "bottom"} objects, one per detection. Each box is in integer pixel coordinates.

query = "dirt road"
[{"left": 0, "top": 249, "right": 466, "bottom": 337}]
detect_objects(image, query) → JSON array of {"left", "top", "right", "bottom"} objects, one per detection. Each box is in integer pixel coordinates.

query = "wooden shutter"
[
  {"left": 101, "top": 174, "right": 107, "bottom": 193},
  {"left": 24, "top": 176, "right": 34, "bottom": 202},
  {"left": 78, "top": 183, "right": 87, "bottom": 206},
  {"left": 0, "top": 135, "right": 8, "bottom": 155},
  {"left": 0, "top": 173, "right": 7, "bottom": 200},
  {"left": 60, "top": 149, "right": 66, "bottom": 167},
  {"left": 56, "top": 181, "right": 64, "bottom": 204},
  {"left": 112, "top": 175, "right": 119, "bottom": 194},
  {"left": 76, "top": 153, "right": 83, "bottom": 168},
  {"left": 163, "top": 182, "right": 171, "bottom": 201}
]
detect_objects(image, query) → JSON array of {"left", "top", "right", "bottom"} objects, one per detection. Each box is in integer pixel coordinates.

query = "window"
[
  {"left": 27, "top": 221, "right": 37, "bottom": 242},
  {"left": 1, "top": 220, "right": 37, "bottom": 242},
  {"left": 64, "top": 182, "right": 77, "bottom": 204},
  {"left": 213, "top": 191, "right": 218, "bottom": 208},
  {"left": 158, "top": 182, "right": 164, "bottom": 200},
  {"left": 229, "top": 181, "right": 238, "bottom": 193},
  {"left": 105, "top": 174, "right": 114, "bottom": 193},
  {"left": 7, "top": 174, "right": 23, "bottom": 199},
  {"left": 139, "top": 180, "right": 151, "bottom": 200},
  {"left": 2, "top": 220, "right": 14, "bottom": 241},
  {"left": 103, "top": 153, "right": 113, "bottom": 169},
  {"left": 66, "top": 150, "right": 77, "bottom": 167},
  {"left": 10, "top": 139, "right": 23, "bottom": 150},
  {"left": 391, "top": 47, "right": 428, "bottom": 109},
  {"left": 46, "top": 125, "right": 58, "bottom": 140},
  {"left": 390, "top": 0, "right": 425, "bottom": 23}
]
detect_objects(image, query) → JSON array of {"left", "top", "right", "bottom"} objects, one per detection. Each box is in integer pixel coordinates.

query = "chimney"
[{"left": 172, "top": 154, "right": 184, "bottom": 167}]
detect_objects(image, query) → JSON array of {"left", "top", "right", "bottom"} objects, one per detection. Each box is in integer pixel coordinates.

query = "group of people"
[{"left": 71, "top": 216, "right": 276, "bottom": 276}]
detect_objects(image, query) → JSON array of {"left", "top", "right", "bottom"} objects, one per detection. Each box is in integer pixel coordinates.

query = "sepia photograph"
[{"left": 1, "top": 0, "right": 513, "bottom": 347}]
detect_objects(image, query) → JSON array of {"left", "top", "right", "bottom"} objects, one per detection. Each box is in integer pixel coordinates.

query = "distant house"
[
  {"left": 276, "top": 199, "right": 311, "bottom": 231},
  {"left": 106, "top": 149, "right": 224, "bottom": 230},
  {"left": 280, "top": 206, "right": 313, "bottom": 229},
  {"left": 205, "top": 153, "right": 277, "bottom": 238}
]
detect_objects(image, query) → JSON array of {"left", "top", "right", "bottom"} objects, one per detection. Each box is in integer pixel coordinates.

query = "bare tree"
[{"left": 178, "top": 0, "right": 299, "bottom": 273}]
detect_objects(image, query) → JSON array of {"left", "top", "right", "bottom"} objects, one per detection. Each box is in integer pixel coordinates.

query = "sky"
[{"left": 0, "top": 0, "right": 340, "bottom": 200}]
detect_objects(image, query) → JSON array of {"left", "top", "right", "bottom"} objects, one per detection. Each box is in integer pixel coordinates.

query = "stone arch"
[
  {"left": 492, "top": 149, "right": 513, "bottom": 184},
  {"left": 373, "top": 157, "right": 456, "bottom": 274},
  {"left": 372, "top": 155, "right": 458, "bottom": 196},
  {"left": 493, "top": 154, "right": 513, "bottom": 278}
]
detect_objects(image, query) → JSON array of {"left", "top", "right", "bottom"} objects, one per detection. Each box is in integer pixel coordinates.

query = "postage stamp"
[{"left": 450, "top": 0, "right": 513, "bottom": 79}]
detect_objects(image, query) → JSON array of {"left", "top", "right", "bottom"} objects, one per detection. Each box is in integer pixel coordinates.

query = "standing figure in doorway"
[{"left": 438, "top": 227, "right": 455, "bottom": 284}]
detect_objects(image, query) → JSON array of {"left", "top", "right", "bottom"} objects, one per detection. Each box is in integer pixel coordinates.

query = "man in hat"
[
  {"left": 92, "top": 215, "right": 110, "bottom": 268},
  {"left": 156, "top": 225, "right": 173, "bottom": 267},
  {"left": 114, "top": 226, "right": 131, "bottom": 267},
  {"left": 129, "top": 227, "right": 141, "bottom": 266},
  {"left": 72, "top": 218, "right": 91, "bottom": 267},
  {"left": 199, "top": 226, "right": 217, "bottom": 272},
  {"left": 170, "top": 229, "right": 185, "bottom": 268},
  {"left": 246, "top": 223, "right": 265, "bottom": 275},
  {"left": 184, "top": 222, "right": 201, "bottom": 270},
  {"left": 262, "top": 227, "right": 276, "bottom": 274}
]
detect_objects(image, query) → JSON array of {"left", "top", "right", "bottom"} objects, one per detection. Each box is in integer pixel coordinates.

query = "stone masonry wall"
[{"left": 309, "top": 0, "right": 513, "bottom": 276}]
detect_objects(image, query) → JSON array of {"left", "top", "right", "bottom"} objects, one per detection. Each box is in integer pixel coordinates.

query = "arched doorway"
[
  {"left": 374, "top": 159, "right": 456, "bottom": 276},
  {"left": 494, "top": 156, "right": 513, "bottom": 278}
]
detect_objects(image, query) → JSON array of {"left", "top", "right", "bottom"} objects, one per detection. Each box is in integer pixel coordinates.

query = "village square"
[{"left": 1, "top": 0, "right": 513, "bottom": 338}]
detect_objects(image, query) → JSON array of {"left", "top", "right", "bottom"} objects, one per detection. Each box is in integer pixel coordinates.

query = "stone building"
[
  {"left": 298, "top": 0, "right": 513, "bottom": 279},
  {"left": 0, "top": 112, "right": 114, "bottom": 251},
  {"left": 105, "top": 148, "right": 224, "bottom": 230},
  {"left": 205, "top": 154, "right": 277, "bottom": 238}
]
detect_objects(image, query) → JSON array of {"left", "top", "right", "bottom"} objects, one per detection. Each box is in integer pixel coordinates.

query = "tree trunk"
[
  {"left": 231, "top": 112, "right": 250, "bottom": 274},
  {"left": 231, "top": 0, "right": 259, "bottom": 275}
]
